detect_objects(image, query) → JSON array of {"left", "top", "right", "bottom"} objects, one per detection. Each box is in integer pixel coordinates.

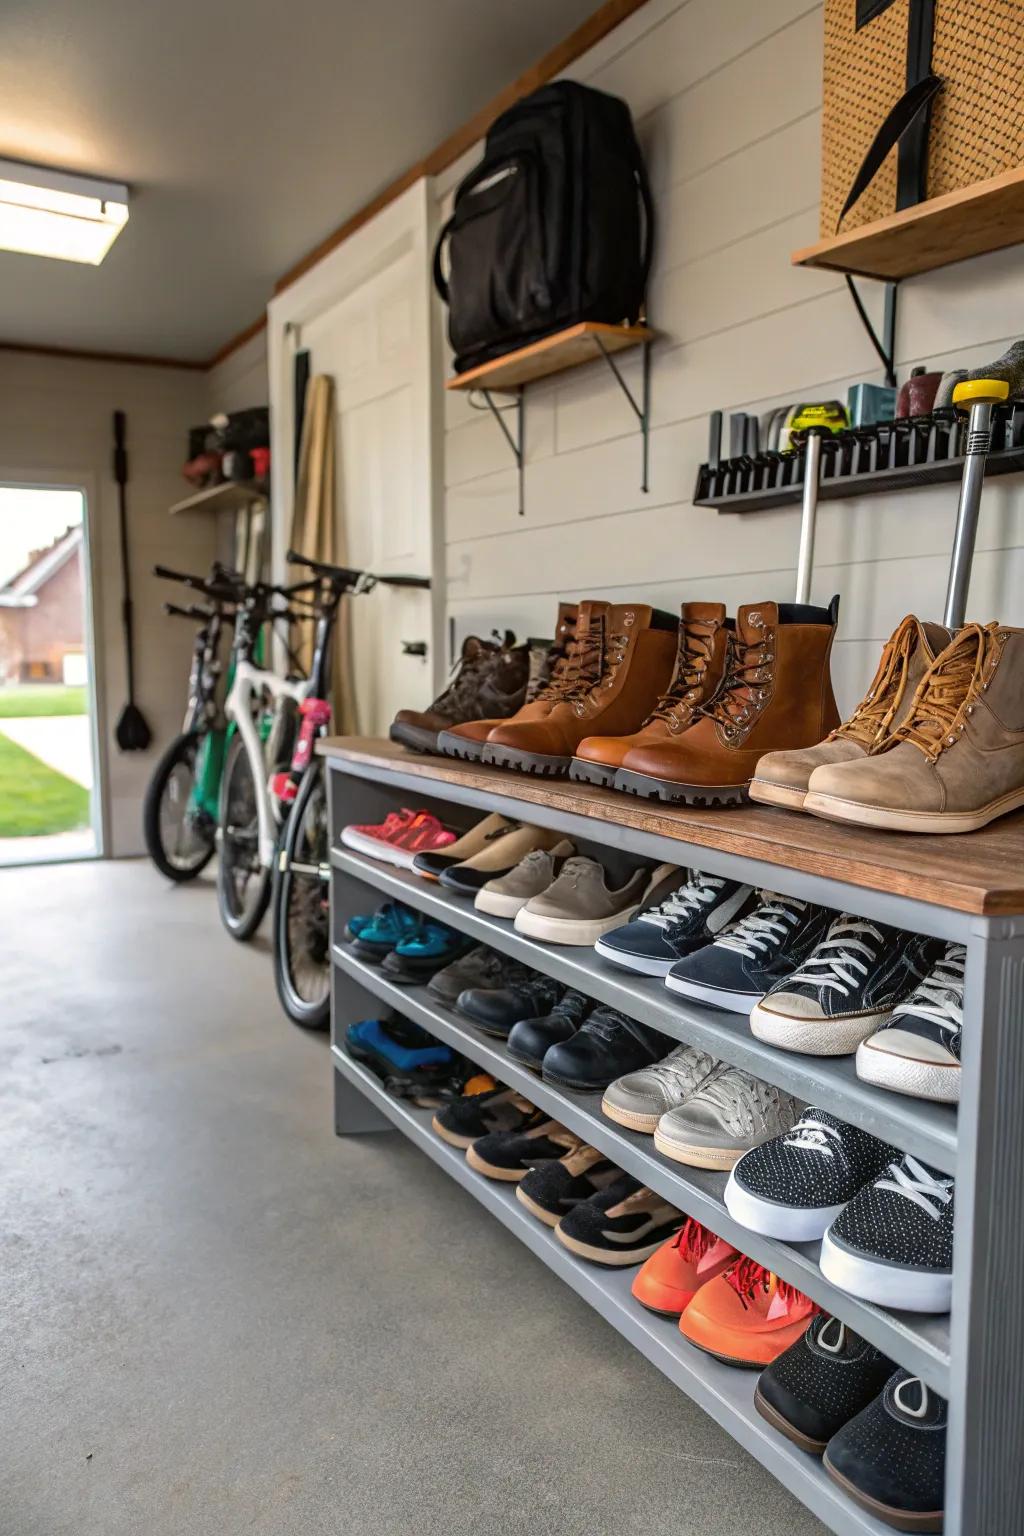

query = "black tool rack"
[{"left": 693, "top": 403, "right": 1024, "bottom": 515}]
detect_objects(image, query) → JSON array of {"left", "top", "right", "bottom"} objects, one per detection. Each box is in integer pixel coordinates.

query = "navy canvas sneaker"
[
  {"left": 594, "top": 870, "right": 754, "bottom": 976},
  {"left": 664, "top": 891, "right": 831, "bottom": 1014}
]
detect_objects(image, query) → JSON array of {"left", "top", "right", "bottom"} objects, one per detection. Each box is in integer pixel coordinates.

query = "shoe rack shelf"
[
  {"left": 334, "top": 1046, "right": 888, "bottom": 1536},
  {"left": 323, "top": 737, "right": 1024, "bottom": 1536}
]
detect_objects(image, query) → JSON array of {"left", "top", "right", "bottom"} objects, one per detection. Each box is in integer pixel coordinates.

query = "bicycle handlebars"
[{"left": 285, "top": 549, "right": 431, "bottom": 590}]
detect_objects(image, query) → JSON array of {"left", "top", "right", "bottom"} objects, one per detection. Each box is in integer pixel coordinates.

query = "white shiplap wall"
[{"left": 437, "top": 0, "right": 1024, "bottom": 716}]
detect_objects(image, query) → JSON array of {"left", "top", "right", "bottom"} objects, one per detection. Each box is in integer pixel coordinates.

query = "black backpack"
[{"left": 433, "top": 81, "right": 654, "bottom": 375}]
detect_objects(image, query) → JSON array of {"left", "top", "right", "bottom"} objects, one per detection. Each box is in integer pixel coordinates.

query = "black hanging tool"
[{"left": 113, "top": 410, "right": 152, "bottom": 752}]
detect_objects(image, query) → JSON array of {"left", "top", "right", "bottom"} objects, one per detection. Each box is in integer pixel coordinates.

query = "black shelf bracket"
[
  {"left": 475, "top": 387, "right": 525, "bottom": 515},
  {"left": 593, "top": 335, "right": 652, "bottom": 493}
]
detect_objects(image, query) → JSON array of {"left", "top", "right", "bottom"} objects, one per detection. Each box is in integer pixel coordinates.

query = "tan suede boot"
[
  {"left": 482, "top": 600, "right": 677, "bottom": 775},
  {"left": 437, "top": 602, "right": 577, "bottom": 761},
  {"left": 570, "top": 602, "right": 731, "bottom": 788},
  {"left": 805, "top": 622, "right": 1024, "bottom": 832},
  {"left": 749, "top": 614, "right": 952, "bottom": 811},
  {"left": 616, "top": 598, "right": 841, "bottom": 805}
]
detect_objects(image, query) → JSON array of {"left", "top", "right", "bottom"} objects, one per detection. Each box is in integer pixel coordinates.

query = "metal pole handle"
[
  {"left": 943, "top": 378, "right": 1010, "bottom": 628},
  {"left": 795, "top": 429, "right": 823, "bottom": 605}
]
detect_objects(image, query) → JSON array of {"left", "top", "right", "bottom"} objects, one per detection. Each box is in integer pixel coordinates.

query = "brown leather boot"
[
  {"left": 616, "top": 598, "right": 841, "bottom": 805},
  {"left": 750, "top": 614, "right": 952, "bottom": 811},
  {"left": 482, "top": 600, "right": 678, "bottom": 775},
  {"left": 437, "top": 603, "right": 578, "bottom": 761},
  {"left": 570, "top": 602, "right": 731, "bottom": 787},
  {"left": 390, "top": 630, "right": 531, "bottom": 754},
  {"left": 805, "top": 621, "right": 1024, "bottom": 832}
]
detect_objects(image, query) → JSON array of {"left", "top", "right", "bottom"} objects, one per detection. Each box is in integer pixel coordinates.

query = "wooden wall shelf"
[
  {"left": 445, "top": 320, "right": 653, "bottom": 393},
  {"left": 169, "top": 480, "right": 268, "bottom": 516},
  {"left": 792, "top": 165, "right": 1024, "bottom": 281}
]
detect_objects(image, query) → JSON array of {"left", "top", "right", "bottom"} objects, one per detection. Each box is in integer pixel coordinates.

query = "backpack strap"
[{"left": 432, "top": 213, "right": 454, "bottom": 304}]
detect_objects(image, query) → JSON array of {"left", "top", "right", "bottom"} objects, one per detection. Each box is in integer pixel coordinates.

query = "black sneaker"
[
  {"left": 594, "top": 871, "right": 754, "bottom": 976},
  {"left": 750, "top": 916, "right": 943, "bottom": 1055},
  {"left": 505, "top": 990, "right": 591, "bottom": 1070},
  {"left": 465, "top": 1116, "right": 571, "bottom": 1181},
  {"left": 456, "top": 972, "right": 564, "bottom": 1038},
  {"left": 426, "top": 945, "right": 531, "bottom": 1009},
  {"left": 431, "top": 1085, "right": 538, "bottom": 1149},
  {"left": 541, "top": 1006, "right": 672, "bottom": 1092},
  {"left": 555, "top": 1175, "right": 683, "bottom": 1265},
  {"left": 724, "top": 1109, "right": 899, "bottom": 1242},
  {"left": 755, "top": 1315, "right": 896, "bottom": 1455},
  {"left": 824, "top": 1372, "right": 946, "bottom": 1532},
  {"left": 515, "top": 1139, "right": 620, "bottom": 1226},
  {"left": 857, "top": 941, "right": 965, "bottom": 1103},
  {"left": 820, "top": 1155, "right": 954, "bottom": 1312},
  {"left": 664, "top": 891, "right": 831, "bottom": 1014}
]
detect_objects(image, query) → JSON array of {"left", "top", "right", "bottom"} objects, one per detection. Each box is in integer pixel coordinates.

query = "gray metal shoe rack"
[{"left": 323, "top": 737, "right": 1024, "bottom": 1536}]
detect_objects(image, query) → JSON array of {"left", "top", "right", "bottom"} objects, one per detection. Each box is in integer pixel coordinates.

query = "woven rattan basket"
[{"left": 821, "top": 0, "right": 1024, "bottom": 236}]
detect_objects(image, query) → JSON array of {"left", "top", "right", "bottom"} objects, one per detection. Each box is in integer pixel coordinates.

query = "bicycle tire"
[
  {"left": 216, "top": 735, "right": 273, "bottom": 942},
  {"left": 273, "top": 760, "right": 331, "bottom": 1029},
  {"left": 142, "top": 730, "right": 216, "bottom": 882}
]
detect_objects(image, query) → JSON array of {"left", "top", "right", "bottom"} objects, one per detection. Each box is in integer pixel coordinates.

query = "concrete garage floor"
[{"left": 2, "top": 860, "right": 826, "bottom": 1536}]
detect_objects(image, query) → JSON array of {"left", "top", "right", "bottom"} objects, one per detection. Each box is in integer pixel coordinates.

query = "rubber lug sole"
[
  {"left": 615, "top": 768, "right": 749, "bottom": 806},
  {"left": 436, "top": 729, "right": 486, "bottom": 762},
  {"left": 568, "top": 757, "right": 618, "bottom": 788},
  {"left": 388, "top": 722, "right": 441, "bottom": 754},
  {"left": 482, "top": 743, "right": 571, "bottom": 776}
]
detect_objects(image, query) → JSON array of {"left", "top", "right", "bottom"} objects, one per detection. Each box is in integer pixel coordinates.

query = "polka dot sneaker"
[
  {"left": 754, "top": 1315, "right": 896, "bottom": 1455},
  {"left": 824, "top": 1371, "right": 946, "bottom": 1532},
  {"left": 820, "top": 1155, "right": 954, "bottom": 1313}
]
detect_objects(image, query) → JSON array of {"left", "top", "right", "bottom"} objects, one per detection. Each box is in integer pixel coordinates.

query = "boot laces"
[
  {"left": 783, "top": 1115, "right": 845, "bottom": 1159},
  {"left": 572, "top": 627, "right": 632, "bottom": 716},
  {"left": 540, "top": 616, "right": 606, "bottom": 702},
  {"left": 891, "top": 942, "right": 965, "bottom": 1037},
  {"left": 701, "top": 630, "right": 773, "bottom": 732},
  {"left": 639, "top": 871, "right": 725, "bottom": 929},
  {"left": 717, "top": 892, "right": 806, "bottom": 958},
  {"left": 833, "top": 615, "right": 917, "bottom": 746},
  {"left": 646, "top": 621, "right": 716, "bottom": 727},
  {"left": 432, "top": 634, "right": 502, "bottom": 712},
  {"left": 875, "top": 1156, "right": 953, "bottom": 1220},
  {"left": 783, "top": 916, "right": 886, "bottom": 995},
  {"left": 890, "top": 623, "right": 1001, "bottom": 761}
]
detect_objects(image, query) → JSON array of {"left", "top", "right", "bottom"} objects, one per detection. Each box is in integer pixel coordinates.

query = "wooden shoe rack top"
[{"left": 321, "top": 735, "right": 1024, "bottom": 1536}]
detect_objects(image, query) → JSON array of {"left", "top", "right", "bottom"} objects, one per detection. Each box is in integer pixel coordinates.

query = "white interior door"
[{"left": 267, "top": 180, "right": 441, "bottom": 736}]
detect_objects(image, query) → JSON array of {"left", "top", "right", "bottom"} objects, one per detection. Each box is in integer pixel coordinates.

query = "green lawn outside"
[
  {"left": 0, "top": 733, "right": 90, "bottom": 835},
  {"left": 0, "top": 684, "right": 88, "bottom": 718}
]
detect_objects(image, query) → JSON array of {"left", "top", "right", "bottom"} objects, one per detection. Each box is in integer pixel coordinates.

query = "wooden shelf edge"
[
  {"left": 445, "top": 320, "right": 654, "bottom": 393},
  {"left": 169, "top": 480, "right": 269, "bottom": 515},
  {"left": 792, "top": 164, "right": 1024, "bottom": 281}
]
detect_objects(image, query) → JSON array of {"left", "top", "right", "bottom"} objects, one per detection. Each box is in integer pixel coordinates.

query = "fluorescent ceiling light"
[{"left": 0, "top": 159, "right": 129, "bottom": 265}]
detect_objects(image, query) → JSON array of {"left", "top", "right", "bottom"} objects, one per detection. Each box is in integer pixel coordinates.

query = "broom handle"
[
  {"left": 943, "top": 379, "right": 1009, "bottom": 629},
  {"left": 113, "top": 410, "right": 136, "bottom": 702}
]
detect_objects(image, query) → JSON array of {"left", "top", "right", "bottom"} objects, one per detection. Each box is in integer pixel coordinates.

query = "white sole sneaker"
[
  {"left": 819, "top": 1229, "right": 952, "bottom": 1312},
  {"left": 855, "top": 1036, "right": 961, "bottom": 1103},
  {"left": 653, "top": 1128, "right": 745, "bottom": 1171},
  {"left": 723, "top": 1169, "right": 846, "bottom": 1241},
  {"left": 600, "top": 1097, "right": 661, "bottom": 1134},
  {"left": 593, "top": 937, "right": 675, "bottom": 976},
  {"left": 663, "top": 971, "right": 760, "bottom": 1014},
  {"left": 514, "top": 902, "right": 642, "bottom": 947},
  {"left": 749, "top": 1002, "right": 890, "bottom": 1056},
  {"left": 473, "top": 887, "right": 528, "bottom": 919},
  {"left": 339, "top": 825, "right": 417, "bottom": 868}
]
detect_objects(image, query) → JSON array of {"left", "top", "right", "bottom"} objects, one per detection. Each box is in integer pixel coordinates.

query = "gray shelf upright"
[{"left": 322, "top": 738, "right": 1024, "bottom": 1536}]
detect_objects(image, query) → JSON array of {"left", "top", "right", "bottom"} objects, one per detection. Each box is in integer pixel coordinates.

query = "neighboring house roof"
[{"left": 3, "top": 524, "right": 82, "bottom": 598}]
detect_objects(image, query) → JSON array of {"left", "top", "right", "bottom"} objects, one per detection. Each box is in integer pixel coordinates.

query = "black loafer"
[{"left": 542, "top": 1007, "right": 672, "bottom": 1091}]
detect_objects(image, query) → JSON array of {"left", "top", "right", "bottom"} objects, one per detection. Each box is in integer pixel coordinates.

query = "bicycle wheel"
[
  {"left": 143, "top": 730, "right": 216, "bottom": 882},
  {"left": 216, "top": 735, "right": 273, "bottom": 941},
  {"left": 273, "top": 760, "right": 330, "bottom": 1029}
]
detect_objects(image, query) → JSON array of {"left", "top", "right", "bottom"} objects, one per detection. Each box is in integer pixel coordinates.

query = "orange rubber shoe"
[
  {"left": 631, "top": 1217, "right": 738, "bottom": 1317},
  {"left": 678, "top": 1257, "right": 818, "bottom": 1367}
]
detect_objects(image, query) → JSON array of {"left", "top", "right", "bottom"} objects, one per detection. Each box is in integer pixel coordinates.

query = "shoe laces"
[
  {"left": 581, "top": 1006, "right": 630, "bottom": 1042},
  {"left": 370, "top": 808, "right": 415, "bottom": 838},
  {"left": 645, "top": 620, "right": 717, "bottom": 729},
  {"left": 782, "top": 915, "right": 886, "bottom": 996},
  {"left": 687, "top": 1068, "right": 785, "bottom": 1132},
  {"left": 725, "top": 1259, "right": 814, "bottom": 1314},
  {"left": 673, "top": 1216, "right": 719, "bottom": 1264},
  {"left": 527, "top": 618, "right": 576, "bottom": 702},
  {"left": 890, "top": 942, "right": 965, "bottom": 1037},
  {"left": 832, "top": 615, "right": 918, "bottom": 748},
  {"left": 639, "top": 871, "right": 723, "bottom": 929},
  {"left": 540, "top": 616, "right": 606, "bottom": 702},
  {"left": 573, "top": 629, "right": 633, "bottom": 716},
  {"left": 875, "top": 1156, "right": 953, "bottom": 1220},
  {"left": 431, "top": 634, "right": 502, "bottom": 713},
  {"left": 700, "top": 630, "right": 774, "bottom": 737},
  {"left": 782, "top": 1114, "right": 845, "bottom": 1160},
  {"left": 888, "top": 622, "right": 1003, "bottom": 762},
  {"left": 717, "top": 891, "right": 807, "bottom": 959},
  {"left": 645, "top": 1046, "right": 718, "bottom": 1091}
]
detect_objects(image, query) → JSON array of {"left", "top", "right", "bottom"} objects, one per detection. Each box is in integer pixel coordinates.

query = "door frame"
[
  {"left": 0, "top": 465, "right": 107, "bottom": 859},
  {"left": 266, "top": 176, "right": 445, "bottom": 695}
]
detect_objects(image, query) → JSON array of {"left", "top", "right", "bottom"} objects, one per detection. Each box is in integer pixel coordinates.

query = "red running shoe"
[
  {"left": 679, "top": 1256, "right": 818, "bottom": 1367},
  {"left": 341, "top": 808, "right": 455, "bottom": 869},
  {"left": 632, "top": 1218, "right": 738, "bottom": 1317}
]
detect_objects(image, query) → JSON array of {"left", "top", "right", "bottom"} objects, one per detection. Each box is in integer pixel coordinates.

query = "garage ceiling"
[{"left": 0, "top": 0, "right": 600, "bottom": 361}]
